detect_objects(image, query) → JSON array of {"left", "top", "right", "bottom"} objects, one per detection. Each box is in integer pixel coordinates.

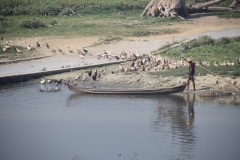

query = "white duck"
[
  {"left": 13, "top": 46, "right": 23, "bottom": 53},
  {"left": 40, "top": 79, "right": 46, "bottom": 84},
  {"left": 2, "top": 45, "right": 11, "bottom": 52},
  {"left": 27, "top": 45, "right": 32, "bottom": 51}
]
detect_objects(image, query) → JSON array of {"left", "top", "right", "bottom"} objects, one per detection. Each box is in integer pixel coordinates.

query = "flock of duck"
[
  {"left": 1, "top": 38, "right": 22, "bottom": 53},
  {"left": 2, "top": 37, "right": 239, "bottom": 66},
  {"left": 38, "top": 67, "right": 106, "bottom": 92},
  {"left": 39, "top": 79, "right": 64, "bottom": 92}
]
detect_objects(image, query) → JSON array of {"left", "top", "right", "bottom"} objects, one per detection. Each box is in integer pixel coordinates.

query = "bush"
[
  {"left": 41, "top": 5, "right": 62, "bottom": 16},
  {"left": 13, "top": 6, "right": 29, "bottom": 15},
  {"left": 197, "top": 35, "right": 214, "bottom": 46},
  {"left": 182, "top": 36, "right": 214, "bottom": 50},
  {"left": 230, "top": 36, "right": 240, "bottom": 43},
  {"left": 20, "top": 18, "right": 46, "bottom": 28},
  {"left": 183, "top": 39, "right": 199, "bottom": 49},
  {"left": 0, "top": 7, "right": 13, "bottom": 16},
  {"left": 60, "top": 7, "right": 75, "bottom": 16},
  {"left": 0, "top": 23, "right": 6, "bottom": 33},
  {"left": 49, "top": 19, "right": 58, "bottom": 25},
  {"left": 215, "top": 37, "right": 231, "bottom": 46}
]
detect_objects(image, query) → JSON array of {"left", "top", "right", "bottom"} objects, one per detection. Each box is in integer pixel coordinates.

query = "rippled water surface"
[{"left": 0, "top": 82, "right": 240, "bottom": 160}]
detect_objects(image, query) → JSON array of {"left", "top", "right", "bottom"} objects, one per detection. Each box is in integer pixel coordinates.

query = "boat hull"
[{"left": 66, "top": 79, "right": 186, "bottom": 95}]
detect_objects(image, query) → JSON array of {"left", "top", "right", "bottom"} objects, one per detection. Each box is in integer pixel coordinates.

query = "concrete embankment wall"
[{"left": 0, "top": 60, "right": 125, "bottom": 84}]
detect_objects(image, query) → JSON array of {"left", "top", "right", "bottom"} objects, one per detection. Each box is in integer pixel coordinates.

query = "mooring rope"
[{"left": 181, "top": 57, "right": 240, "bottom": 91}]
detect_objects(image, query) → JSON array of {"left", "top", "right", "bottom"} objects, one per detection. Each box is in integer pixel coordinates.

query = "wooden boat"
[{"left": 66, "top": 79, "right": 186, "bottom": 95}]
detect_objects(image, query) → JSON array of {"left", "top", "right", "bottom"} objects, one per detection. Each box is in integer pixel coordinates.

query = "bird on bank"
[
  {"left": 27, "top": 45, "right": 35, "bottom": 51},
  {"left": 2, "top": 45, "right": 11, "bottom": 52},
  {"left": 82, "top": 47, "right": 88, "bottom": 53},
  {"left": 94, "top": 70, "right": 97, "bottom": 77},
  {"left": 13, "top": 46, "right": 23, "bottom": 53},
  {"left": 57, "top": 47, "right": 62, "bottom": 53},
  {"left": 46, "top": 43, "right": 50, "bottom": 49},
  {"left": 102, "top": 68, "right": 106, "bottom": 75},
  {"left": 104, "top": 50, "right": 109, "bottom": 55},
  {"left": 50, "top": 48, "right": 56, "bottom": 53},
  {"left": 88, "top": 69, "right": 92, "bottom": 76},
  {"left": 36, "top": 42, "right": 40, "bottom": 47},
  {"left": 115, "top": 56, "right": 120, "bottom": 60},
  {"left": 98, "top": 71, "right": 101, "bottom": 79},
  {"left": 27, "top": 45, "right": 32, "bottom": 51},
  {"left": 4, "top": 39, "right": 9, "bottom": 45},
  {"left": 68, "top": 47, "right": 73, "bottom": 53},
  {"left": 92, "top": 73, "right": 97, "bottom": 80},
  {"left": 111, "top": 68, "right": 118, "bottom": 74}
]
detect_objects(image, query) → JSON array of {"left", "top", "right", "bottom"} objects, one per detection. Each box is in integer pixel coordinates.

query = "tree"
[{"left": 141, "top": 0, "right": 240, "bottom": 19}]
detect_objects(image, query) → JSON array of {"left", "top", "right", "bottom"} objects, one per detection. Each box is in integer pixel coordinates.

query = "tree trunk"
[
  {"left": 141, "top": 0, "right": 240, "bottom": 19},
  {"left": 141, "top": 0, "right": 189, "bottom": 19},
  {"left": 229, "top": 0, "right": 239, "bottom": 9},
  {"left": 186, "top": 0, "right": 224, "bottom": 13},
  {"left": 186, "top": 0, "right": 240, "bottom": 13}
]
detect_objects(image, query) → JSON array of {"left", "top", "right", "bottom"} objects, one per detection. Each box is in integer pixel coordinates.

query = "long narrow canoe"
[{"left": 66, "top": 79, "right": 186, "bottom": 95}]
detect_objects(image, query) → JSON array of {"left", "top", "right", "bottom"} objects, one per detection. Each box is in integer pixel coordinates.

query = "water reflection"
[
  {"left": 151, "top": 94, "right": 197, "bottom": 156},
  {"left": 200, "top": 94, "right": 240, "bottom": 106},
  {"left": 186, "top": 93, "right": 195, "bottom": 126},
  {"left": 66, "top": 92, "right": 162, "bottom": 107}
]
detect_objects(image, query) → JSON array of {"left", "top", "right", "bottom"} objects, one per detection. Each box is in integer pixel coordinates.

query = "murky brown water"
[{"left": 0, "top": 82, "right": 240, "bottom": 160}]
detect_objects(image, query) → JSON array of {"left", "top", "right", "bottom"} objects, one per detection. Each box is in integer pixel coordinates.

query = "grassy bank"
[
  {"left": 151, "top": 35, "right": 240, "bottom": 77},
  {"left": 0, "top": 13, "right": 180, "bottom": 38},
  {"left": 154, "top": 35, "right": 240, "bottom": 63}
]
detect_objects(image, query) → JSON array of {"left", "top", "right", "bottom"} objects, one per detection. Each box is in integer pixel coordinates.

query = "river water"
[{"left": 0, "top": 82, "right": 240, "bottom": 160}]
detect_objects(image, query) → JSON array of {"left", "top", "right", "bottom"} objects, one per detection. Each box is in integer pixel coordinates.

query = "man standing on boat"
[{"left": 183, "top": 57, "right": 196, "bottom": 91}]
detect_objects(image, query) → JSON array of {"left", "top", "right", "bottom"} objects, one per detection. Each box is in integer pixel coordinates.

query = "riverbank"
[{"left": 1, "top": 15, "right": 240, "bottom": 93}]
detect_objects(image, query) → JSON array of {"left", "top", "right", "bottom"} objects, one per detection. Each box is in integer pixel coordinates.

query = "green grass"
[
  {"left": 0, "top": 12, "right": 180, "bottom": 38},
  {"left": 217, "top": 12, "right": 240, "bottom": 19},
  {"left": 153, "top": 36, "right": 240, "bottom": 65}
]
